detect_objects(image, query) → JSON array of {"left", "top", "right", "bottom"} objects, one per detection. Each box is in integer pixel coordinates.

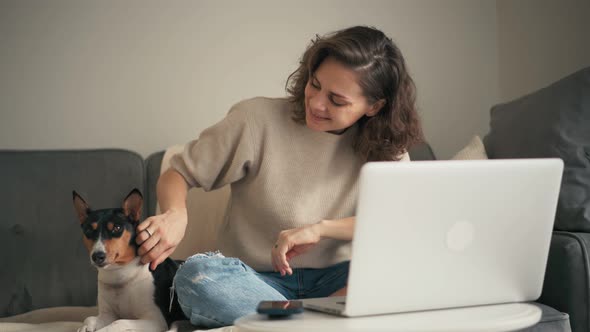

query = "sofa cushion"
[
  {"left": 145, "top": 151, "right": 165, "bottom": 217},
  {"left": 451, "top": 136, "right": 488, "bottom": 160},
  {"left": 0, "top": 149, "right": 145, "bottom": 317},
  {"left": 538, "top": 231, "right": 590, "bottom": 332},
  {"left": 408, "top": 142, "right": 436, "bottom": 160},
  {"left": 484, "top": 67, "right": 590, "bottom": 232}
]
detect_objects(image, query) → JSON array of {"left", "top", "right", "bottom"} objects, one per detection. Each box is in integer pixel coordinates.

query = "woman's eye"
[
  {"left": 330, "top": 98, "right": 345, "bottom": 107},
  {"left": 310, "top": 79, "right": 320, "bottom": 89}
]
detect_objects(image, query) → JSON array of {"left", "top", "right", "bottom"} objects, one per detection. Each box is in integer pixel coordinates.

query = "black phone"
[{"left": 256, "top": 300, "right": 304, "bottom": 317}]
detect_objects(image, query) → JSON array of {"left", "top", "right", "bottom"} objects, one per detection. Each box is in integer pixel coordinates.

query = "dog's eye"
[
  {"left": 112, "top": 225, "right": 122, "bottom": 233},
  {"left": 82, "top": 225, "right": 94, "bottom": 238}
]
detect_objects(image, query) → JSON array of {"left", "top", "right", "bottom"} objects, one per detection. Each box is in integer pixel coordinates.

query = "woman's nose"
[{"left": 309, "top": 94, "right": 327, "bottom": 112}]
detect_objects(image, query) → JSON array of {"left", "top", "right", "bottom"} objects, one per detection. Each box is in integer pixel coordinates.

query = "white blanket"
[{"left": 0, "top": 306, "right": 237, "bottom": 332}]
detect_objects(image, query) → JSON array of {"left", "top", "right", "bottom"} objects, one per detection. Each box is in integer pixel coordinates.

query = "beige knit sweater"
[{"left": 171, "top": 97, "right": 408, "bottom": 271}]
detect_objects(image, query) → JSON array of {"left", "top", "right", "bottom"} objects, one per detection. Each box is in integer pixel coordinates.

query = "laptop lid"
[{"left": 344, "top": 159, "right": 563, "bottom": 317}]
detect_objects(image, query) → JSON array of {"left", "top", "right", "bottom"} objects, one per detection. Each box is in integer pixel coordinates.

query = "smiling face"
[{"left": 304, "top": 57, "right": 384, "bottom": 134}]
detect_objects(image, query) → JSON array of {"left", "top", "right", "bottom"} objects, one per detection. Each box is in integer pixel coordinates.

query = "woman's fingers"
[
  {"left": 271, "top": 253, "right": 280, "bottom": 273},
  {"left": 137, "top": 220, "right": 164, "bottom": 264},
  {"left": 138, "top": 230, "right": 160, "bottom": 258},
  {"left": 136, "top": 217, "right": 151, "bottom": 232},
  {"left": 135, "top": 209, "right": 188, "bottom": 268},
  {"left": 135, "top": 218, "right": 153, "bottom": 245},
  {"left": 271, "top": 248, "right": 283, "bottom": 275},
  {"left": 272, "top": 241, "right": 292, "bottom": 276},
  {"left": 141, "top": 237, "right": 166, "bottom": 266},
  {"left": 276, "top": 232, "right": 292, "bottom": 274},
  {"left": 277, "top": 246, "right": 292, "bottom": 276},
  {"left": 271, "top": 225, "right": 323, "bottom": 277},
  {"left": 150, "top": 246, "right": 175, "bottom": 271}
]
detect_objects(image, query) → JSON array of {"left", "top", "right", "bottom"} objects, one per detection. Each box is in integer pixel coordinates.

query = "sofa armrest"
[
  {"left": 408, "top": 142, "right": 436, "bottom": 161},
  {"left": 538, "top": 231, "right": 590, "bottom": 332},
  {"left": 0, "top": 149, "right": 145, "bottom": 317},
  {"left": 145, "top": 151, "right": 165, "bottom": 217}
]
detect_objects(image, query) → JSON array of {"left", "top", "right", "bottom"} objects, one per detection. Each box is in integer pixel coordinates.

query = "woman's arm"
[
  {"left": 316, "top": 216, "right": 355, "bottom": 241},
  {"left": 272, "top": 216, "right": 356, "bottom": 276},
  {"left": 136, "top": 169, "right": 190, "bottom": 270},
  {"left": 156, "top": 168, "right": 190, "bottom": 212}
]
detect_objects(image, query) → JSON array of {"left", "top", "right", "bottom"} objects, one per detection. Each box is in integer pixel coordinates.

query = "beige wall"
[
  {"left": 0, "top": 0, "right": 499, "bottom": 159},
  {"left": 3, "top": 1, "right": 587, "bottom": 159},
  {"left": 497, "top": 0, "right": 590, "bottom": 102}
]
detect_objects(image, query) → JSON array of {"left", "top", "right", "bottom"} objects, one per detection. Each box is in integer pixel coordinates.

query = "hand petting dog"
[{"left": 136, "top": 207, "right": 188, "bottom": 271}]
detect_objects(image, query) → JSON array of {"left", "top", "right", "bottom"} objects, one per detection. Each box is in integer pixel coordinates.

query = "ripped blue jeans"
[{"left": 173, "top": 252, "right": 350, "bottom": 328}]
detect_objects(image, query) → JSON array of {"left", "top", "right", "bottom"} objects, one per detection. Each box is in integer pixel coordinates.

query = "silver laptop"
[{"left": 303, "top": 159, "right": 563, "bottom": 317}]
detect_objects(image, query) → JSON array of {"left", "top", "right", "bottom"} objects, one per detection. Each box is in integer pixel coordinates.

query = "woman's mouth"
[{"left": 308, "top": 110, "right": 330, "bottom": 122}]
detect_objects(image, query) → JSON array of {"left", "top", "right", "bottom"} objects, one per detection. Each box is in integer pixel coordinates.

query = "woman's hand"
[
  {"left": 271, "top": 223, "right": 322, "bottom": 276},
  {"left": 136, "top": 208, "right": 188, "bottom": 271}
]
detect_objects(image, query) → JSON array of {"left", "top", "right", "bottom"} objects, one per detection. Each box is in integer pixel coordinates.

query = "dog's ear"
[
  {"left": 72, "top": 191, "right": 90, "bottom": 224},
  {"left": 123, "top": 188, "right": 143, "bottom": 222}
]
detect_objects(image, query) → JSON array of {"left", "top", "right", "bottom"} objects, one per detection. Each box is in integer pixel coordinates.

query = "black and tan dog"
[{"left": 73, "top": 189, "right": 185, "bottom": 332}]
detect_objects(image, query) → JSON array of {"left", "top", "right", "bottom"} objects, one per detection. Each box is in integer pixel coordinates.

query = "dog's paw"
[{"left": 78, "top": 316, "right": 98, "bottom": 332}]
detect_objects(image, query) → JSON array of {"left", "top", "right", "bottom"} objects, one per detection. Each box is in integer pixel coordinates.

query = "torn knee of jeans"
[
  {"left": 190, "top": 250, "right": 225, "bottom": 260},
  {"left": 191, "top": 272, "right": 215, "bottom": 284}
]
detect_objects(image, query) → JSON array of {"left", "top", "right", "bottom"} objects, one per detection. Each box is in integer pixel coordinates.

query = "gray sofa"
[
  {"left": 0, "top": 144, "right": 571, "bottom": 331},
  {"left": 3, "top": 66, "right": 589, "bottom": 332}
]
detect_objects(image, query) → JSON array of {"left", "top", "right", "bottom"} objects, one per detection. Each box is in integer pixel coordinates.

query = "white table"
[{"left": 235, "top": 302, "right": 541, "bottom": 332}]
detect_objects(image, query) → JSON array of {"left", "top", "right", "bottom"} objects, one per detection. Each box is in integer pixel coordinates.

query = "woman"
[{"left": 136, "top": 25, "right": 422, "bottom": 327}]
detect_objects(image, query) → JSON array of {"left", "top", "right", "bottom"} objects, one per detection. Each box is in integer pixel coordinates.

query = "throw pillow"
[
  {"left": 483, "top": 66, "right": 590, "bottom": 231},
  {"left": 451, "top": 135, "right": 488, "bottom": 160}
]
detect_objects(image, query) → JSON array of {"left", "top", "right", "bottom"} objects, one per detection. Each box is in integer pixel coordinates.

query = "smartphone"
[{"left": 256, "top": 300, "right": 304, "bottom": 317}]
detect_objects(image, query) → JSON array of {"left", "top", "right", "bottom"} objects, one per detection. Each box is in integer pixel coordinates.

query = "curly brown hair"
[{"left": 286, "top": 26, "right": 423, "bottom": 162}]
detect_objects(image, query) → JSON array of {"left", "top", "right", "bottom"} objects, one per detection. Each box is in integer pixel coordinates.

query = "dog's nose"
[{"left": 92, "top": 252, "right": 106, "bottom": 265}]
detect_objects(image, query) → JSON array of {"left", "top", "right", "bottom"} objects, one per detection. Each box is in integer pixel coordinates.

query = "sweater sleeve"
[{"left": 169, "top": 102, "right": 257, "bottom": 191}]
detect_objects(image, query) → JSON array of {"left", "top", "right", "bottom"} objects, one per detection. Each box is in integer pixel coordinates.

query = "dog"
[{"left": 73, "top": 189, "right": 186, "bottom": 332}]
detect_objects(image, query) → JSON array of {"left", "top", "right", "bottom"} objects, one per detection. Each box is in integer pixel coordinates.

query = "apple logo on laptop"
[{"left": 446, "top": 221, "right": 474, "bottom": 252}]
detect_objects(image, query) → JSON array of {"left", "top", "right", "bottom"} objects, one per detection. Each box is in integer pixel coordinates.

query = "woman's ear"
[{"left": 367, "top": 99, "right": 386, "bottom": 117}]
